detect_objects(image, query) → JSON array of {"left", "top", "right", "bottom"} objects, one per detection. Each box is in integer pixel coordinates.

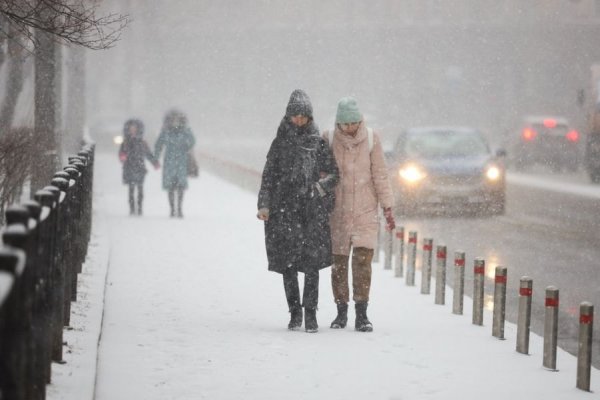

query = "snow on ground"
[{"left": 48, "top": 152, "right": 599, "bottom": 400}]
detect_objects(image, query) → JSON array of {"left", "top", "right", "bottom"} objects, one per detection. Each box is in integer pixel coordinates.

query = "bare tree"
[
  {"left": 0, "top": 0, "right": 129, "bottom": 50},
  {"left": 0, "top": 24, "right": 27, "bottom": 130}
]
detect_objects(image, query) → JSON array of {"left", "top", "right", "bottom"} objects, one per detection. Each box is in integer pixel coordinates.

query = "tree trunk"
[
  {"left": 64, "top": 45, "right": 86, "bottom": 153},
  {"left": 0, "top": 31, "right": 26, "bottom": 132},
  {"left": 32, "top": 27, "right": 60, "bottom": 194}
]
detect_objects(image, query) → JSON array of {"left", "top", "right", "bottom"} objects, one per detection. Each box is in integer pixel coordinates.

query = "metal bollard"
[
  {"left": 452, "top": 251, "right": 465, "bottom": 315},
  {"left": 543, "top": 286, "right": 559, "bottom": 370},
  {"left": 516, "top": 277, "right": 533, "bottom": 354},
  {"left": 421, "top": 238, "right": 433, "bottom": 295},
  {"left": 384, "top": 228, "right": 393, "bottom": 270},
  {"left": 472, "top": 258, "right": 485, "bottom": 326},
  {"left": 435, "top": 245, "right": 447, "bottom": 305},
  {"left": 394, "top": 226, "right": 404, "bottom": 278},
  {"left": 576, "top": 302, "right": 594, "bottom": 391},
  {"left": 406, "top": 231, "right": 417, "bottom": 286},
  {"left": 492, "top": 266, "right": 507, "bottom": 339}
]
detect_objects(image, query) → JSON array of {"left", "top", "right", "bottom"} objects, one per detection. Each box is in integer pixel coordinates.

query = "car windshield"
[
  {"left": 531, "top": 123, "right": 569, "bottom": 136},
  {"left": 405, "top": 130, "right": 489, "bottom": 159}
]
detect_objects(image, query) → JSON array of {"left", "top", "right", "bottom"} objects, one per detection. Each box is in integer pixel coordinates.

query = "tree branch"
[{"left": 0, "top": 0, "right": 130, "bottom": 50}]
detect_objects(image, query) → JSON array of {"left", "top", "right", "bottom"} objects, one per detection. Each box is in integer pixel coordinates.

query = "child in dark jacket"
[{"left": 119, "top": 119, "right": 160, "bottom": 215}]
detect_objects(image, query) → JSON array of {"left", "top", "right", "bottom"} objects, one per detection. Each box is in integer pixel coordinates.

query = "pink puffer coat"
[{"left": 325, "top": 123, "right": 394, "bottom": 256}]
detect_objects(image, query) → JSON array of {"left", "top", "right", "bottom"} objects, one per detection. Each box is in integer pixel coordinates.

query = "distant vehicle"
[
  {"left": 510, "top": 116, "right": 581, "bottom": 172},
  {"left": 387, "top": 127, "right": 506, "bottom": 215}
]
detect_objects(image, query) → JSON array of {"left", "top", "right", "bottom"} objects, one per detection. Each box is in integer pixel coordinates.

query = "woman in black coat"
[
  {"left": 119, "top": 119, "right": 159, "bottom": 215},
  {"left": 257, "top": 89, "right": 339, "bottom": 333}
]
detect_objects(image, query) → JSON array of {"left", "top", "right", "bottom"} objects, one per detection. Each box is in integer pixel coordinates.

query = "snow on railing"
[{"left": 0, "top": 144, "right": 95, "bottom": 400}]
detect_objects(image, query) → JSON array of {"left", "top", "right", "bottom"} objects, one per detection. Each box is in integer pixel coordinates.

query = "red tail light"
[
  {"left": 543, "top": 118, "right": 557, "bottom": 128},
  {"left": 566, "top": 130, "right": 579, "bottom": 142},
  {"left": 522, "top": 128, "right": 537, "bottom": 141}
]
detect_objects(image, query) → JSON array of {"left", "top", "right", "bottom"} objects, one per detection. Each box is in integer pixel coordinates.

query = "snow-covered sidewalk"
[{"left": 49, "top": 152, "right": 598, "bottom": 400}]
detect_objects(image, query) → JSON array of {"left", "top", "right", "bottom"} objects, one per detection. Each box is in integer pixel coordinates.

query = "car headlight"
[
  {"left": 399, "top": 164, "right": 427, "bottom": 183},
  {"left": 113, "top": 135, "right": 124, "bottom": 145},
  {"left": 485, "top": 165, "right": 502, "bottom": 181}
]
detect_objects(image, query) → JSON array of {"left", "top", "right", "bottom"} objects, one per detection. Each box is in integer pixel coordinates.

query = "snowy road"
[{"left": 79, "top": 151, "right": 600, "bottom": 399}]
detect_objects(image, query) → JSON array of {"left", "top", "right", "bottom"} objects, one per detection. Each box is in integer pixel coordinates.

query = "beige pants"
[{"left": 331, "top": 247, "right": 374, "bottom": 304}]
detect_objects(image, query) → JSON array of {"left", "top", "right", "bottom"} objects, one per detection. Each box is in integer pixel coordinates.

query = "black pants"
[
  {"left": 128, "top": 183, "right": 143, "bottom": 214},
  {"left": 283, "top": 269, "right": 319, "bottom": 310}
]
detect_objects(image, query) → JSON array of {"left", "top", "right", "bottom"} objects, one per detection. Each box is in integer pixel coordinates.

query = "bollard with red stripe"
[
  {"left": 492, "top": 266, "right": 507, "bottom": 339},
  {"left": 576, "top": 302, "right": 594, "bottom": 391},
  {"left": 472, "top": 258, "right": 485, "bottom": 326},
  {"left": 421, "top": 238, "right": 433, "bottom": 295},
  {"left": 406, "top": 231, "right": 417, "bottom": 286},
  {"left": 394, "top": 226, "right": 404, "bottom": 278},
  {"left": 516, "top": 277, "right": 533, "bottom": 354},
  {"left": 543, "top": 286, "right": 559, "bottom": 370},
  {"left": 434, "top": 245, "right": 447, "bottom": 305},
  {"left": 452, "top": 251, "right": 465, "bottom": 315}
]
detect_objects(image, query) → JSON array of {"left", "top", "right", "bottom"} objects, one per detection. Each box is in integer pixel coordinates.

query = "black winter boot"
[
  {"left": 304, "top": 308, "right": 318, "bottom": 333},
  {"left": 288, "top": 305, "right": 303, "bottom": 330},
  {"left": 330, "top": 303, "right": 348, "bottom": 329},
  {"left": 355, "top": 302, "right": 373, "bottom": 332}
]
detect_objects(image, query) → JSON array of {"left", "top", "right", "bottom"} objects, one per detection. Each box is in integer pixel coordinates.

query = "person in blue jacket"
[{"left": 154, "top": 110, "right": 196, "bottom": 217}]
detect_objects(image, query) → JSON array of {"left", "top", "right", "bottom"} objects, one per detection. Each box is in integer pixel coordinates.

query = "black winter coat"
[
  {"left": 258, "top": 118, "right": 339, "bottom": 274},
  {"left": 119, "top": 137, "right": 158, "bottom": 184}
]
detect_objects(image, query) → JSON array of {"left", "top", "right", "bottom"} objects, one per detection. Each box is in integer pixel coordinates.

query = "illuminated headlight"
[
  {"left": 399, "top": 164, "right": 427, "bottom": 183},
  {"left": 485, "top": 165, "right": 501, "bottom": 181},
  {"left": 113, "top": 135, "right": 124, "bottom": 145}
]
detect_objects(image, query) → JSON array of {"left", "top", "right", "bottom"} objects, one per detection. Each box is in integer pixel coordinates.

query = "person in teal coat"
[{"left": 154, "top": 109, "right": 196, "bottom": 217}]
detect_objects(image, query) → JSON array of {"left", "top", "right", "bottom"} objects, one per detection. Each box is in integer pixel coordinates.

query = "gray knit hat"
[
  {"left": 335, "top": 97, "right": 362, "bottom": 124},
  {"left": 285, "top": 89, "right": 313, "bottom": 118}
]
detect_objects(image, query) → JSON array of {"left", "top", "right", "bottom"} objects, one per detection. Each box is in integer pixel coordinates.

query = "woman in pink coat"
[{"left": 325, "top": 97, "right": 395, "bottom": 332}]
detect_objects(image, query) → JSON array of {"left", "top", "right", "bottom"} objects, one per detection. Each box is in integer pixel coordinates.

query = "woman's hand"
[{"left": 257, "top": 208, "right": 270, "bottom": 221}]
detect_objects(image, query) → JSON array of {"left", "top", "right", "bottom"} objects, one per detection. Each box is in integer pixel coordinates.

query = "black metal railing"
[{"left": 0, "top": 144, "right": 95, "bottom": 400}]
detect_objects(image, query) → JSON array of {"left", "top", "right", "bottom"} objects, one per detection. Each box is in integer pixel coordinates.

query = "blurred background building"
[{"left": 87, "top": 0, "right": 600, "bottom": 149}]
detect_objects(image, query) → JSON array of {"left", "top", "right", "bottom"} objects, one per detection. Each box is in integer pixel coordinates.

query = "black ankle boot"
[
  {"left": 330, "top": 303, "right": 348, "bottom": 329},
  {"left": 288, "top": 305, "right": 303, "bottom": 330},
  {"left": 355, "top": 302, "right": 373, "bottom": 332},
  {"left": 304, "top": 307, "right": 318, "bottom": 333}
]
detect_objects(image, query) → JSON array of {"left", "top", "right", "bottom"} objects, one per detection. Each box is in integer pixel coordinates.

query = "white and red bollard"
[
  {"left": 452, "top": 251, "right": 465, "bottom": 315},
  {"left": 421, "top": 238, "right": 433, "bottom": 295},
  {"left": 394, "top": 226, "right": 404, "bottom": 278},
  {"left": 472, "top": 258, "right": 485, "bottom": 326},
  {"left": 435, "top": 245, "right": 447, "bottom": 305},
  {"left": 492, "top": 266, "right": 507, "bottom": 339},
  {"left": 516, "top": 277, "right": 533, "bottom": 354},
  {"left": 576, "top": 302, "right": 594, "bottom": 391},
  {"left": 406, "top": 231, "right": 417, "bottom": 286},
  {"left": 543, "top": 286, "right": 559, "bottom": 371}
]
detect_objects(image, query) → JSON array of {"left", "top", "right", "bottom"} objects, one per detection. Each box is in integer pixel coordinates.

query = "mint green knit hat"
[{"left": 335, "top": 97, "right": 362, "bottom": 124}]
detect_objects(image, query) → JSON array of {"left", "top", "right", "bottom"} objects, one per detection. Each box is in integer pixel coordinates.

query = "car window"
[
  {"left": 530, "top": 123, "right": 569, "bottom": 136},
  {"left": 406, "top": 130, "right": 489, "bottom": 158}
]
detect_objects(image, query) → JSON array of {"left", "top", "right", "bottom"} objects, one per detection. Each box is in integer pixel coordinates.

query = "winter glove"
[
  {"left": 119, "top": 152, "right": 127, "bottom": 163},
  {"left": 256, "top": 207, "right": 270, "bottom": 221},
  {"left": 383, "top": 207, "right": 395, "bottom": 231}
]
